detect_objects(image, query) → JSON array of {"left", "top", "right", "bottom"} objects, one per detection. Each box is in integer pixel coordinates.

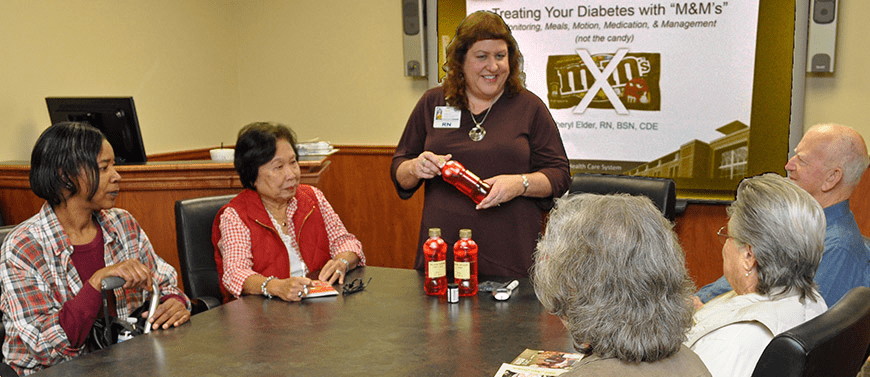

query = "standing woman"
[
  {"left": 0, "top": 122, "right": 190, "bottom": 376},
  {"left": 391, "top": 11, "right": 570, "bottom": 277}
]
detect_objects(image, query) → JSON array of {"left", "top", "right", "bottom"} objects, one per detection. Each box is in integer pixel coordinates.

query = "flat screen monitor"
[{"left": 45, "top": 97, "right": 147, "bottom": 164}]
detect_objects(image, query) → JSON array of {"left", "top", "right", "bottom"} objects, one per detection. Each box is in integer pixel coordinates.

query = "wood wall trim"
[
  {"left": 0, "top": 177, "right": 30, "bottom": 189},
  {"left": 149, "top": 145, "right": 397, "bottom": 160},
  {"left": 148, "top": 148, "right": 214, "bottom": 161},
  {"left": 331, "top": 145, "right": 396, "bottom": 155}
]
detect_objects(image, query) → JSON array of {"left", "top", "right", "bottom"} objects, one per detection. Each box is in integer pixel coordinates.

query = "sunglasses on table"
[{"left": 342, "top": 277, "right": 372, "bottom": 295}]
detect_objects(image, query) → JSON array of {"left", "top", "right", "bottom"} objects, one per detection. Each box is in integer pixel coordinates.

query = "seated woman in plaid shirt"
[
  {"left": 212, "top": 122, "right": 364, "bottom": 302},
  {"left": 0, "top": 122, "right": 190, "bottom": 376}
]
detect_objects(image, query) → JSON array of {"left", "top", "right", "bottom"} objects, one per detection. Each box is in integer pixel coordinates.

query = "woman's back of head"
[
  {"left": 728, "top": 173, "right": 825, "bottom": 301},
  {"left": 532, "top": 193, "right": 695, "bottom": 362}
]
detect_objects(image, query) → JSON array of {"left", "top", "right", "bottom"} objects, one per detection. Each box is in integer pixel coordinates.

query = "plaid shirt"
[
  {"left": 0, "top": 203, "right": 188, "bottom": 375},
  {"left": 217, "top": 186, "right": 364, "bottom": 297}
]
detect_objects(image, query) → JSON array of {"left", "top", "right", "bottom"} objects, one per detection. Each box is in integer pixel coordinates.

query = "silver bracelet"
[
  {"left": 338, "top": 257, "right": 350, "bottom": 270},
  {"left": 521, "top": 174, "right": 530, "bottom": 195},
  {"left": 261, "top": 276, "right": 276, "bottom": 299}
]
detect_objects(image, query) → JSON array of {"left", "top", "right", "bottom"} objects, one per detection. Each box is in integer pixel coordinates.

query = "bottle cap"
[
  {"left": 441, "top": 160, "right": 462, "bottom": 175},
  {"left": 459, "top": 229, "right": 472, "bottom": 239},
  {"left": 447, "top": 283, "right": 459, "bottom": 303},
  {"left": 428, "top": 228, "right": 442, "bottom": 237}
]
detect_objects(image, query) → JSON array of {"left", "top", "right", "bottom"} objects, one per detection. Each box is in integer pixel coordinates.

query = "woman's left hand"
[
  {"left": 143, "top": 298, "right": 191, "bottom": 330},
  {"left": 319, "top": 253, "right": 357, "bottom": 285},
  {"left": 476, "top": 174, "right": 526, "bottom": 210}
]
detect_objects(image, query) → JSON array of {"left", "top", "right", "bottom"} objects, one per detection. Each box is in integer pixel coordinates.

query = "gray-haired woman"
[
  {"left": 532, "top": 194, "right": 710, "bottom": 376},
  {"left": 685, "top": 173, "right": 828, "bottom": 377}
]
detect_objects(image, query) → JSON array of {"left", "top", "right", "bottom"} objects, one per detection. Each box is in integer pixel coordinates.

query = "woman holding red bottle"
[{"left": 391, "top": 11, "right": 570, "bottom": 278}]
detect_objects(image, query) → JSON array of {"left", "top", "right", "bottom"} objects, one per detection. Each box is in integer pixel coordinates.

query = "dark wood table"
[{"left": 33, "top": 267, "right": 573, "bottom": 376}]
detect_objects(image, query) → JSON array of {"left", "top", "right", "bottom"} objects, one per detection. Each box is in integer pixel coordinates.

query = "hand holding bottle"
[{"left": 474, "top": 174, "right": 528, "bottom": 210}]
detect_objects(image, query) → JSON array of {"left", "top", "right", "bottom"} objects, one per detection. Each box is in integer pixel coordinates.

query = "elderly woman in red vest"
[{"left": 212, "top": 122, "right": 364, "bottom": 302}]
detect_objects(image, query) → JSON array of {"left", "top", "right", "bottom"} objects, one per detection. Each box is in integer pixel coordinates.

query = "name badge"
[{"left": 433, "top": 106, "right": 461, "bottom": 129}]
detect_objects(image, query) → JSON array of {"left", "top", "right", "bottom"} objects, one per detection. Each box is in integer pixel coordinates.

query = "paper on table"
[{"left": 492, "top": 349, "right": 585, "bottom": 377}]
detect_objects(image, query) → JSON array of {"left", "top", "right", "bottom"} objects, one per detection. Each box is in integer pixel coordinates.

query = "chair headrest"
[{"left": 569, "top": 174, "right": 677, "bottom": 221}]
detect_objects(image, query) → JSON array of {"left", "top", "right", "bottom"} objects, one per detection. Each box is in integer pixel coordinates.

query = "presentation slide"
[{"left": 467, "top": 0, "right": 760, "bottom": 180}]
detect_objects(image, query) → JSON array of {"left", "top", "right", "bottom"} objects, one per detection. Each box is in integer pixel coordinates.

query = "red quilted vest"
[{"left": 212, "top": 186, "right": 330, "bottom": 300}]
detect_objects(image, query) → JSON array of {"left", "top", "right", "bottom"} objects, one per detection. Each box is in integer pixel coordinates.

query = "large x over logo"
[{"left": 573, "top": 48, "right": 629, "bottom": 115}]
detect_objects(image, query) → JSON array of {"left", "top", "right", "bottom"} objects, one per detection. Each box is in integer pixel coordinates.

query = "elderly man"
[{"left": 696, "top": 123, "right": 870, "bottom": 306}]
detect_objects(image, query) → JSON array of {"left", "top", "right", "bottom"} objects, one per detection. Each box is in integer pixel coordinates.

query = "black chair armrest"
[
  {"left": 0, "top": 362, "right": 17, "bottom": 377},
  {"left": 190, "top": 296, "right": 222, "bottom": 316}
]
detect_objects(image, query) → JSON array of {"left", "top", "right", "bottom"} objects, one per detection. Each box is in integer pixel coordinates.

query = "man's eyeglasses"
[{"left": 342, "top": 277, "right": 371, "bottom": 295}]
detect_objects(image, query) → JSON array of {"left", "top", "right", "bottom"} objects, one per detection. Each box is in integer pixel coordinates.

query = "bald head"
[{"left": 785, "top": 123, "right": 869, "bottom": 207}]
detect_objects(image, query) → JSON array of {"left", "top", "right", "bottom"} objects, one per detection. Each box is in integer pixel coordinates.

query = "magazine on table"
[{"left": 493, "top": 348, "right": 585, "bottom": 377}]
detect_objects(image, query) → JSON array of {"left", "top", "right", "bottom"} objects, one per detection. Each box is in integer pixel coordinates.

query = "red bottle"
[
  {"left": 453, "top": 228, "right": 478, "bottom": 297},
  {"left": 423, "top": 228, "right": 447, "bottom": 296},
  {"left": 441, "top": 160, "right": 491, "bottom": 204}
]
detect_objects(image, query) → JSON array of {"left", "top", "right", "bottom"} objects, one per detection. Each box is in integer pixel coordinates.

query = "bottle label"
[
  {"left": 454, "top": 261, "right": 471, "bottom": 279},
  {"left": 428, "top": 260, "right": 446, "bottom": 278}
]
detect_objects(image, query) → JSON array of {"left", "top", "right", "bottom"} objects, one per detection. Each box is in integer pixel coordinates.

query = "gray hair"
[
  {"left": 728, "top": 173, "right": 825, "bottom": 301},
  {"left": 531, "top": 193, "right": 695, "bottom": 363}
]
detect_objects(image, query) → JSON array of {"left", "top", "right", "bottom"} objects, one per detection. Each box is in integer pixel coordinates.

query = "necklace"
[
  {"left": 468, "top": 93, "right": 502, "bottom": 142},
  {"left": 468, "top": 107, "right": 490, "bottom": 142},
  {"left": 266, "top": 208, "right": 288, "bottom": 228}
]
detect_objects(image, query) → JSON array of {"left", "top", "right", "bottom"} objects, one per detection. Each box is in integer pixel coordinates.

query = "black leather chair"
[
  {"left": 568, "top": 173, "right": 677, "bottom": 221},
  {"left": 174, "top": 195, "right": 236, "bottom": 315},
  {"left": 0, "top": 225, "right": 13, "bottom": 248},
  {"left": 751, "top": 286, "right": 870, "bottom": 377}
]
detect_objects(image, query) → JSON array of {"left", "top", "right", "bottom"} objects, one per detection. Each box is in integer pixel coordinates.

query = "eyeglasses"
[
  {"left": 342, "top": 277, "right": 371, "bottom": 295},
  {"left": 717, "top": 226, "right": 732, "bottom": 245}
]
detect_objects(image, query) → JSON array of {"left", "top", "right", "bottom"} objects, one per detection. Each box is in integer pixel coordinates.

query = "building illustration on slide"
[{"left": 627, "top": 120, "right": 749, "bottom": 180}]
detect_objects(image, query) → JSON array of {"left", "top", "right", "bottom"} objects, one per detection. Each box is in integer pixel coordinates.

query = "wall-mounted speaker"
[
  {"left": 403, "top": 0, "right": 427, "bottom": 77},
  {"left": 807, "top": 0, "right": 839, "bottom": 73}
]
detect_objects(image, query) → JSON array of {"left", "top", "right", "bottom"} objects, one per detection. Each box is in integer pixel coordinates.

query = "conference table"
[{"left": 33, "top": 267, "right": 573, "bottom": 376}]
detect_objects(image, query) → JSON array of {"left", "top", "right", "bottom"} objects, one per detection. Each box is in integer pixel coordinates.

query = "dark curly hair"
[
  {"left": 234, "top": 122, "right": 298, "bottom": 190},
  {"left": 442, "top": 11, "right": 525, "bottom": 110}
]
